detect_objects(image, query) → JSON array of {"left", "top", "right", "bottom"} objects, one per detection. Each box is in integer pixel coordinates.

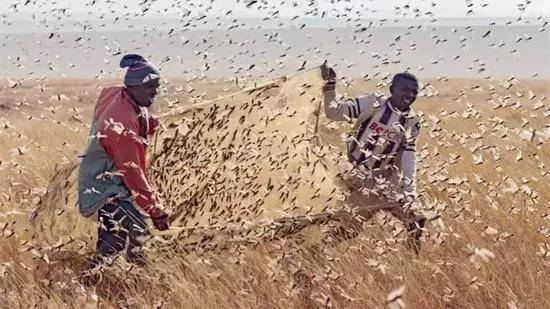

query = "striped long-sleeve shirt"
[{"left": 324, "top": 93, "right": 421, "bottom": 195}]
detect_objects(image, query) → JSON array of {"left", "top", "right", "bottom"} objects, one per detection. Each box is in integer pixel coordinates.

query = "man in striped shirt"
[{"left": 321, "top": 64, "right": 426, "bottom": 252}]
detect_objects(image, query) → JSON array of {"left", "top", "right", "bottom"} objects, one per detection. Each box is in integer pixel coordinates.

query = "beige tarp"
[{"left": 34, "top": 68, "right": 351, "bottom": 249}]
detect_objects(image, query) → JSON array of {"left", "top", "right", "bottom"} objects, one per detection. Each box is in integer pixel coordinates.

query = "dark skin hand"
[
  {"left": 152, "top": 215, "right": 170, "bottom": 231},
  {"left": 320, "top": 63, "right": 336, "bottom": 81},
  {"left": 389, "top": 78, "right": 419, "bottom": 112},
  {"left": 127, "top": 78, "right": 160, "bottom": 107}
]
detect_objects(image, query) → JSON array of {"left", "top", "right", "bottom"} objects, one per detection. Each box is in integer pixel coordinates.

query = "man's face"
[
  {"left": 128, "top": 79, "right": 160, "bottom": 107},
  {"left": 390, "top": 78, "right": 419, "bottom": 109}
]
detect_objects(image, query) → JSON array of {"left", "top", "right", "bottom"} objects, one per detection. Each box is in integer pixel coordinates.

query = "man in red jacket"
[{"left": 78, "top": 54, "right": 169, "bottom": 264}]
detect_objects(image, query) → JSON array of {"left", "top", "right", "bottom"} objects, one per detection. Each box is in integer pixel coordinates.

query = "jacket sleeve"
[
  {"left": 323, "top": 89, "right": 374, "bottom": 122},
  {"left": 99, "top": 117, "right": 158, "bottom": 215},
  {"left": 400, "top": 120, "right": 421, "bottom": 196}
]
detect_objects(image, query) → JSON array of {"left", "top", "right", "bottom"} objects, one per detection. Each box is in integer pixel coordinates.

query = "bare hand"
[
  {"left": 320, "top": 62, "right": 336, "bottom": 81},
  {"left": 152, "top": 214, "right": 170, "bottom": 231},
  {"left": 149, "top": 207, "right": 170, "bottom": 231}
]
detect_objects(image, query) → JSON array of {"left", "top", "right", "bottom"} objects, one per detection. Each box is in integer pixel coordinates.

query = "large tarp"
[
  {"left": 34, "top": 69, "right": 351, "bottom": 249},
  {"left": 152, "top": 69, "right": 343, "bottom": 227}
]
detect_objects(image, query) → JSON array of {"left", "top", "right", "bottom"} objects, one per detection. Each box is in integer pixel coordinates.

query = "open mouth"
[{"left": 403, "top": 97, "right": 414, "bottom": 104}]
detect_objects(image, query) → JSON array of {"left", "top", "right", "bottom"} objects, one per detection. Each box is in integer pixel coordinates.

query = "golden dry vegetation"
[{"left": 0, "top": 71, "right": 549, "bottom": 308}]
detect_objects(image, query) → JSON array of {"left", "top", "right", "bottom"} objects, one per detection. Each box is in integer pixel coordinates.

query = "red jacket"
[{"left": 94, "top": 86, "right": 159, "bottom": 214}]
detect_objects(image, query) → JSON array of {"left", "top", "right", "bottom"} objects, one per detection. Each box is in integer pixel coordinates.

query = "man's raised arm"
[{"left": 321, "top": 64, "right": 369, "bottom": 122}]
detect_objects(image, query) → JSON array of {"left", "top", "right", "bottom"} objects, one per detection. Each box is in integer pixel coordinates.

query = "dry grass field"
[{"left": 0, "top": 71, "right": 549, "bottom": 308}]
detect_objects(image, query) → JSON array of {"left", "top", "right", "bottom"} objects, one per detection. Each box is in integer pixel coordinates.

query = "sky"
[{"left": 1, "top": 0, "right": 548, "bottom": 20}]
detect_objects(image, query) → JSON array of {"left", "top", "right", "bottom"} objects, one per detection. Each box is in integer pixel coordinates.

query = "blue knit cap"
[{"left": 120, "top": 54, "right": 160, "bottom": 86}]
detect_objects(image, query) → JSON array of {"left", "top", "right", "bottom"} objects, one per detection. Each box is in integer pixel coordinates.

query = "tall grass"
[{"left": 0, "top": 75, "right": 548, "bottom": 308}]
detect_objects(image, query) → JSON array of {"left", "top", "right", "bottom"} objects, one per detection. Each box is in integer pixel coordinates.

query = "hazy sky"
[{"left": 1, "top": 0, "right": 548, "bottom": 20}]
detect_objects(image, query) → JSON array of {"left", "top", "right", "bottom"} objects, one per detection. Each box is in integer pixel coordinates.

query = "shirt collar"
[{"left": 387, "top": 99, "right": 410, "bottom": 116}]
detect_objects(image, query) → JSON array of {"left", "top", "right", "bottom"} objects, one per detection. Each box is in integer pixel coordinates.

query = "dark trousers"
[{"left": 96, "top": 200, "right": 149, "bottom": 263}]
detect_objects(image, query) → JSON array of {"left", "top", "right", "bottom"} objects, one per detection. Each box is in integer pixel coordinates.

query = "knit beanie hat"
[{"left": 120, "top": 54, "right": 160, "bottom": 86}]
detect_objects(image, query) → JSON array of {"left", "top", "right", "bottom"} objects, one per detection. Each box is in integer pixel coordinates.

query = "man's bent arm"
[
  {"left": 401, "top": 148, "right": 417, "bottom": 198},
  {"left": 401, "top": 121, "right": 421, "bottom": 198},
  {"left": 100, "top": 119, "right": 158, "bottom": 214}
]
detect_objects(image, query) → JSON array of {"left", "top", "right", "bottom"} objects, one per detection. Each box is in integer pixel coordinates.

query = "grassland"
[{"left": 0, "top": 73, "right": 548, "bottom": 308}]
